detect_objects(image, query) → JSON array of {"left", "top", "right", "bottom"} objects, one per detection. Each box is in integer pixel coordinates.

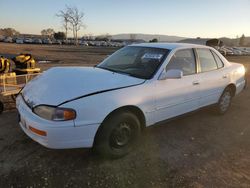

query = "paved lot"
[{"left": 0, "top": 43, "right": 250, "bottom": 187}]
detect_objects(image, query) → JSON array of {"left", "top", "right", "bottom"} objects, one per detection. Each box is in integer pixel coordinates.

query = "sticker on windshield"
[{"left": 141, "top": 53, "right": 163, "bottom": 60}]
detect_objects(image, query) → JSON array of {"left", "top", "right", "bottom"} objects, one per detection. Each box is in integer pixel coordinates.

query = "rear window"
[
  {"left": 196, "top": 49, "right": 218, "bottom": 72},
  {"left": 211, "top": 51, "right": 224, "bottom": 69}
]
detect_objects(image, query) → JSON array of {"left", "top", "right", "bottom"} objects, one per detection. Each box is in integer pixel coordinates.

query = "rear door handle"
[
  {"left": 223, "top": 75, "right": 228, "bottom": 79},
  {"left": 193, "top": 81, "right": 200, "bottom": 85}
]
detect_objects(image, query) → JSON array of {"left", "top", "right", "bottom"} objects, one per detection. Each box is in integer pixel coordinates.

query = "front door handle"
[
  {"left": 223, "top": 75, "right": 228, "bottom": 79},
  {"left": 193, "top": 81, "right": 200, "bottom": 85}
]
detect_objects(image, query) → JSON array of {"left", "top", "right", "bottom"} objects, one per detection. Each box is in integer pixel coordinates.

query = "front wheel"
[
  {"left": 215, "top": 88, "right": 233, "bottom": 114},
  {"left": 94, "top": 111, "right": 141, "bottom": 158}
]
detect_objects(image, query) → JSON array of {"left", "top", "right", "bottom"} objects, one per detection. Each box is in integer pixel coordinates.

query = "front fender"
[{"left": 61, "top": 82, "right": 156, "bottom": 128}]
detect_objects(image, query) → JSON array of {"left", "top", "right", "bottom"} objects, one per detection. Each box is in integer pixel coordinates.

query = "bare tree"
[
  {"left": 66, "top": 6, "right": 85, "bottom": 45},
  {"left": 56, "top": 6, "right": 85, "bottom": 45},
  {"left": 56, "top": 9, "right": 70, "bottom": 41}
]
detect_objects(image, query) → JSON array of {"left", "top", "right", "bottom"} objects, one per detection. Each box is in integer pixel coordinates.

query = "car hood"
[{"left": 22, "top": 67, "right": 145, "bottom": 107}]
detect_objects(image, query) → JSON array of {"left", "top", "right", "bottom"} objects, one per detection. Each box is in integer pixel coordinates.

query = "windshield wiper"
[
  {"left": 96, "top": 66, "right": 145, "bottom": 79},
  {"left": 96, "top": 66, "right": 116, "bottom": 73},
  {"left": 111, "top": 69, "right": 132, "bottom": 76},
  {"left": 96, "top": 66, "right": 129, "bottom": 75}
]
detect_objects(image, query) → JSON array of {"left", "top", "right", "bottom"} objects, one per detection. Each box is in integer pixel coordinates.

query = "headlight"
[
  {"left": 33, "top": 105, "right": 76, "bottom": 121},
  {"left": 238, "top": 66, "right": 246, "bottom": 75}
]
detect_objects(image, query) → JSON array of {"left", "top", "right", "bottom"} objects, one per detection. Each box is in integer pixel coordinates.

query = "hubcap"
[
  {"left": 220, "top": 91, "right": 231, "bottom": 112},
  {"left": 110, "top": 122, "right": 133, "bottom": 148}
]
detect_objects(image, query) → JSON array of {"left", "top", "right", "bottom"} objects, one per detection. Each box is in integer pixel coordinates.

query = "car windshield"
[{"left": 97, "top": 46, "right": 169, "bottom": 79}]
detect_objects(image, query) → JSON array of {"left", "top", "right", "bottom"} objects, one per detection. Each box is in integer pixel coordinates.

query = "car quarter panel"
[
  {"left": 211, "top": 48, "right": 246, "bottom": 96},
  {"left": 227, "top": 62, "right": 246, "bottom": 95}
]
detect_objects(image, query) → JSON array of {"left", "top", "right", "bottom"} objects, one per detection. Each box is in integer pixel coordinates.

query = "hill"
[
  {"left": 112, "top": 33, "right": 186, "bottom": 42},
  {"left": 219, "top": 37, "right": 250, "bottom": 46}
]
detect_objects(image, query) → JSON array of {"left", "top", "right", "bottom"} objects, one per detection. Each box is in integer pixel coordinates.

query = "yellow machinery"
[
  {"left": 0, "top": 54, "right": 41, "bottom": 113},
  {"left": 12, "top": 54, "right": 40, "bottom": 75},
  {"left": 0, "top": 56, "right": 11, "bottom": 74}
]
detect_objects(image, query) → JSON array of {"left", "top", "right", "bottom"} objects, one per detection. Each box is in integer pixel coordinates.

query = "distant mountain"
[
  {"left": 219, "top": 37, "right": 250, "bottom": 46},
  {"left": 112, "top": 33, "right": 186, "bottom": 42},
  {"left": 179, "top": 37, "right": 250, "bottom": 47},
  {"left": 219, "top": 37, "right": 238, "bottom": 46}
]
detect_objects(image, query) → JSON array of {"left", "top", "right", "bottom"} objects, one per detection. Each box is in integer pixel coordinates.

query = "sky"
[{"left": 0, "top": 0, "right": 250, "bottom": 38}]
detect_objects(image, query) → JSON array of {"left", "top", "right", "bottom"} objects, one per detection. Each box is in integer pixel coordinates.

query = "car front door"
[{"left": 154, "top": 48, "right": 201, "bottom": 122}]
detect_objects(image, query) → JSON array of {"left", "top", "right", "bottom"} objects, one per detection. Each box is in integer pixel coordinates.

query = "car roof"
[{"left": 130, "top": 42, "right": 211, "bottom": 50}]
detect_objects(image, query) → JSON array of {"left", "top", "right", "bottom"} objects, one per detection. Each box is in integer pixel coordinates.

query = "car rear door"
[
  {"left": 154, "top": 48, "right": 201, "bottom": 122},
  {"left": 195, "top": 48, "right": 229, "bottom": 107}
]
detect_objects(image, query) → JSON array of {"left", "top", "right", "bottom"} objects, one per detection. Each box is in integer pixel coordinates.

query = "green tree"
[
  {"left": 0, "top": 28, "right": 20, "bottom": 36},
  {"left": 95, "top": 33, "right": 112, "bottom": 41},
  {"left": 239, "top": 34, "right": 245, "bottom": 46},
  {"left": 41, "top": 28, "right": 55, "bottom": 39},
  {"left": 149, "top": 38, "right": 158, "bottom": 43},
  {"left": 54, "top": 32, "right": 66, "bottom": 40}
]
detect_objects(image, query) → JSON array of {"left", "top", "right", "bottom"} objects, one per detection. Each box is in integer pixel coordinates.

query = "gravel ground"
[{"left": 0, "top": 43, "right": 250, "bottom": 188}]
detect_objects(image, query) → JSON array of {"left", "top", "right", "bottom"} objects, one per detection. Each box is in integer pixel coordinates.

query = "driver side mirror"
[{"left": 158, "top": 69, "right": 183, "bottom": 80}]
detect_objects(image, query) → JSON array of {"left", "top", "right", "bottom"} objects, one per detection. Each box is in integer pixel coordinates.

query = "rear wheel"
[
  {"left": 0, "top": 101, "right": 4, "bottom": 114},
  {"left": 94, "top": 111, "right": 141, "bottom": 158},
  {"left": 215, "top": 88, "right": 233, "bottom": 114}
]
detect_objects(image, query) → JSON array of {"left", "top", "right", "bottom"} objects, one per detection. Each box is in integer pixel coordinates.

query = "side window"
[
  {"left": 196, "top": 49, "right": 218, "bottom": 72},
  {"left": 166, "top": 49, "right": 196, "bottom": 76},
  {"left": 211, "top": 51, "right": 224, "bottom": 69}
]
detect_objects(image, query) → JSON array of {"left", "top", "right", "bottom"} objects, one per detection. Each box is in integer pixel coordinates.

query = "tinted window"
[
  {"left": 166, "top": 49, "right": 196, "bottom": 76},
  {"left": 197, "top": 49, "right": 218, "bottom": 72},
  {"left": 212, "top": 51, "right": 224, "bottom": 68}
]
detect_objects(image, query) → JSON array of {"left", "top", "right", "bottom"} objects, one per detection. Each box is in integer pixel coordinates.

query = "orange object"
[
  {"left": 29, "top": 126, "right": 47, "bottom": 136},
  {"left": 63, "top": 110, "right": 76, "bottom": 120}
]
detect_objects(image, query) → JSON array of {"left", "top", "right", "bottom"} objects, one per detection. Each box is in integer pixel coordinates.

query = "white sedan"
[{"left": 16, "top": 43, "right": 246, "bottom": 158}]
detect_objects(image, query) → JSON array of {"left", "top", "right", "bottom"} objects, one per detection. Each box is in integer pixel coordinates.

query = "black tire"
[
  {"left": 94, "top": 111, "right": 141, "bottom": 159},
  {"left": 215, "top": 87, "right": 233, "bottom": 115},
  {"left": 0, "top": 101, "right": 4, "bottom": 114}
]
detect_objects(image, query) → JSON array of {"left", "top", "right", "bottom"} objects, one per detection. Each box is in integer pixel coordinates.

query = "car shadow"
[{"left": 1, "top": 101, "right": 249, "bottom": 187}]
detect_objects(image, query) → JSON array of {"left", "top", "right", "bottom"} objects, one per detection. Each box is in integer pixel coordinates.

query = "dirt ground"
[
  {"left": 0, "top": 43, "right": 250, "bottom": 188},
  {"left": 0, "top": 43, "right": 118, "bottom": 70}
]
